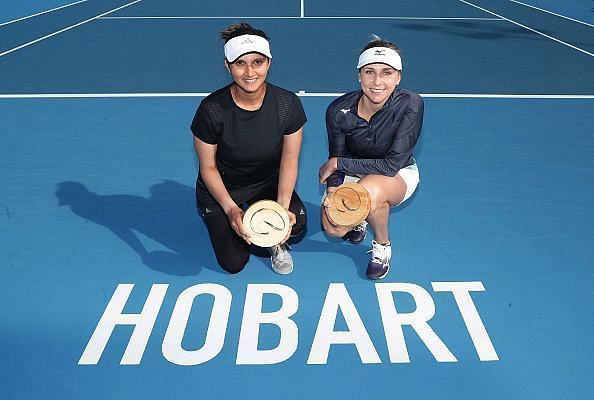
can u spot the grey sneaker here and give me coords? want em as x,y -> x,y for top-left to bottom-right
268,243 -> 293,275
366,240 -> 391,280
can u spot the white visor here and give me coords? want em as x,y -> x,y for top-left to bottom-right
357,47 -> 402,71
224,34 -> 272,63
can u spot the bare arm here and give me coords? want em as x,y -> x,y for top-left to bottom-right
319,157 -> 338,184
277,128 -> 302,241
193,136 -> 251,243
277,128 -> 302,208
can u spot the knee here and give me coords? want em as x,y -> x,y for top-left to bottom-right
369,196 -> 390,215
365,186 -> 389,215
216,252 -> 249,274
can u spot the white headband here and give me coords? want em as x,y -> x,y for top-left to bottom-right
224,34 -> 272,63
357,47 -> 402,71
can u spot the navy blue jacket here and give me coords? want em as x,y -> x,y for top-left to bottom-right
326,88 -> 424,187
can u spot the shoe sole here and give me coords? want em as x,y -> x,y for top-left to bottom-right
367,264 -> 390,280
272,264 -> 293,275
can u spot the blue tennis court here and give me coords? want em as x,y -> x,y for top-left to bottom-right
1,1 -> 593,399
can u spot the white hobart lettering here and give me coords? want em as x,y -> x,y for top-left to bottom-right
432,281 -> 499,361
236,284 -> 298,365
162,284 -> 232,365
78,284 -> 168,365
375,283 -> 457,363
308,283 -> 381,364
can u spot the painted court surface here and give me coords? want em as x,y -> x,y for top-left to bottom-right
1,1 -> 593,399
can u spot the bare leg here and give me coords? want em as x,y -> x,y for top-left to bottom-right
358,173 -> 408,243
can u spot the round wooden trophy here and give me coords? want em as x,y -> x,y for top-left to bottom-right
327,182 -> 371,229
243,200 -> 291,247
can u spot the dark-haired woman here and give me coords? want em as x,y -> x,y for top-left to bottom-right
191,23 -> 307,275
319,36 -> 423,280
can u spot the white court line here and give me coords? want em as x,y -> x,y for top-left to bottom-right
0,0 -> 142,58
0,93 -> 211,98
98,16 -> 503,20
0,93 -> 592,99
418,94 -> 594,99
0,0 -> 87,28
508,0 -> 594,28
458,0 -> 594,57
300,0 -> 304,18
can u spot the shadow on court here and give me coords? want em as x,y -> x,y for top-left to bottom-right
54,182 -> 409,279
55,179 -> 223,276
398,20 -> 533,40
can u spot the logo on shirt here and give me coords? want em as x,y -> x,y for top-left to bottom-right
340,109 -> 350,114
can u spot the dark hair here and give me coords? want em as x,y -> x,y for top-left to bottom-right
219,22 -> 270,43
361,34 -> 401,56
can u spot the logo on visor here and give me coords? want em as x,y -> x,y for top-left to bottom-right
374,49 -> 386,56
241,38 -> 255,44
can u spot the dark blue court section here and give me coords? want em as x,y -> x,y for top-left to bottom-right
459,0 -> 594,53
1,17 -> 593,94
0,0 -> 77,25
307,0 -> 489,17
111,0 -> 300,17
0,0 -> 133,54
1,97 -> 593,399
520,0 -> 594,24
